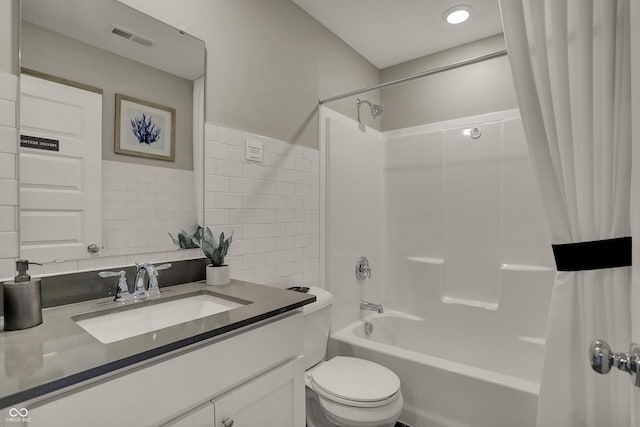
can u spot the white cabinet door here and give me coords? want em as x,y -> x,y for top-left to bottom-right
164,402 -> 215,427
213,357 -> 305,427
19,74 -> 102,262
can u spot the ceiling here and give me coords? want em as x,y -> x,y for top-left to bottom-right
292,0 -> 504,69
21,0 -> 205,80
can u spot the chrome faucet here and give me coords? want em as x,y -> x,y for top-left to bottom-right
360,301 -> 384,313
134,262 -> 172,298
99,263 -> 172,302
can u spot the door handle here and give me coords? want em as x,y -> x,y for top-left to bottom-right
589,340 -> 640,386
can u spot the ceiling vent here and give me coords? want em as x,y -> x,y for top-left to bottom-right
109,24 -> 154,47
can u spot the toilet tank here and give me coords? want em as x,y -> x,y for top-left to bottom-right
302,287 -> 334,370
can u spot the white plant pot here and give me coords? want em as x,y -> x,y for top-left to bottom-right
206,264 -> 231,286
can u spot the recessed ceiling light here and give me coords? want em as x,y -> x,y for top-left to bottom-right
444,5 -> 473,24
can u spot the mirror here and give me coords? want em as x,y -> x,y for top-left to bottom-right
19,0 -> 205,266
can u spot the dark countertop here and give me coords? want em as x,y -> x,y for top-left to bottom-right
0,280 -> 315,409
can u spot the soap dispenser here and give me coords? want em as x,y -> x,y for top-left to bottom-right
3,259 -> 43,331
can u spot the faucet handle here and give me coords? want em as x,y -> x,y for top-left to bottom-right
98,270 -> 125,278
355,257 -> 372,280
146,263 -> 171,297
99,270 -> 133,302
155,263 -> 172,271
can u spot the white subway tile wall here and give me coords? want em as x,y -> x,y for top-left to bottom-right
0,73 -> 18,280
102,160 -> 198,257
5,157 -> 202,278
204,124 -> 319,288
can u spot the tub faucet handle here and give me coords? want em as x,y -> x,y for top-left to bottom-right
356,257 -> 372,280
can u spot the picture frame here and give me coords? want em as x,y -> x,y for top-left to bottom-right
115,94 -> 176,161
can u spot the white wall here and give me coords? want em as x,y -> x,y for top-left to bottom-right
203,124 -> 320,288
380,34 -> 517,131
320,107 -> 385,331
1,0 -> 343,280
117,0 -> 382,148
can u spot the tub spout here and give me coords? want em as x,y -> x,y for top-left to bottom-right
360,301 -> 384,313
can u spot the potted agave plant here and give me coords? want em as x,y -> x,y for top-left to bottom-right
201,228 -> 233,286
169,226 -> 233,285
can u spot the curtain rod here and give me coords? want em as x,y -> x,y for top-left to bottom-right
318,49 -> 508,105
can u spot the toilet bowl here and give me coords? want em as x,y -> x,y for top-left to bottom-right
305,357 -> 403,427
299,286 -> 403,427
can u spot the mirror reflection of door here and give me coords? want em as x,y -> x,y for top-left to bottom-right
19,74 -> 102,262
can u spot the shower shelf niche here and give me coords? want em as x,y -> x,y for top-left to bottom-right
407,257 -> 445,265
500,263 -> 553,272
441,296 -> 499,311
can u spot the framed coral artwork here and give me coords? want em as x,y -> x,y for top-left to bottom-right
115,94 -> 176,161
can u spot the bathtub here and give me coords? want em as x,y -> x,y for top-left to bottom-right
328,311 -> 542,427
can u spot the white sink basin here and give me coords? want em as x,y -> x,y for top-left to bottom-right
75,294 -> 244,344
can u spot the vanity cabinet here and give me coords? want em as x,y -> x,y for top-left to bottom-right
11,312 -> 305,427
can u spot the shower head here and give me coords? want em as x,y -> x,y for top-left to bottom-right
356,98 -> 384,124
371,103 -> 383,118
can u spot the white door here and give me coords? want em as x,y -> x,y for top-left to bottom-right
19,75 -> 102,262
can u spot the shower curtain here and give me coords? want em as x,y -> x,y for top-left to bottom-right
499,1 -> 632,426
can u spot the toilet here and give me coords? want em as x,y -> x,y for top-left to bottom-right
302,287 -> 403,427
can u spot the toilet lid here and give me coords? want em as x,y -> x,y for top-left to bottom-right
310,357 -> 401,403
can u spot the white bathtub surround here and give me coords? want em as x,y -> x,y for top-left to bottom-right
502,2 -> 633,426
0,72 -> 19,280
321,106 -> 554,321
319,110 -> 385,330
382,109 -> 555,311
328,312 -> 538,427
321,106 -> 555,426
203,124 -> 320,289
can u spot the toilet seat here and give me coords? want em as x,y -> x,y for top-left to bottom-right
309,357 -> 401,408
